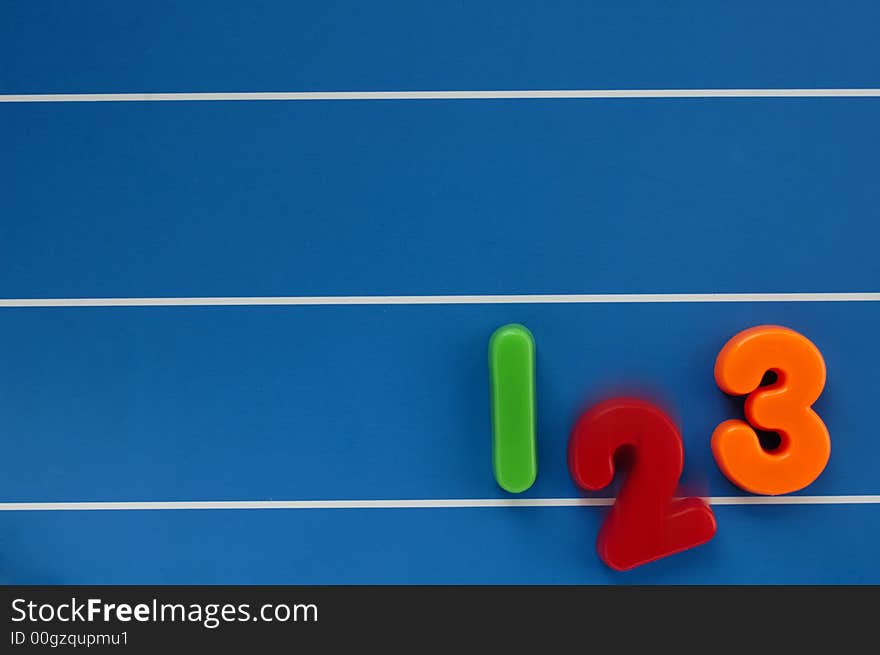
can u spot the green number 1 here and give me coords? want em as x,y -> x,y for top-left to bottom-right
488,324 -> 538,493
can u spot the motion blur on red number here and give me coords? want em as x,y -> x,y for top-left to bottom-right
568,398 -> 717,571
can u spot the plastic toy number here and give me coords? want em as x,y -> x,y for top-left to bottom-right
495,322 -> 831,571
712,325 -> 830,495
568,398 -> 717,571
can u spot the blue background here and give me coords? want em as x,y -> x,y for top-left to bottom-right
1,1 -> 878,583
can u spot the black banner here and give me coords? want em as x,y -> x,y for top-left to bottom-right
1,586 -> 874,651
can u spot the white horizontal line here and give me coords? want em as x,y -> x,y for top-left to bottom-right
0,496 -> 877,511
1,293 -> 879,308
2,89 -> 880,103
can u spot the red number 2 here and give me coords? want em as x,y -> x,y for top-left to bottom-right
568,398 -> 717,571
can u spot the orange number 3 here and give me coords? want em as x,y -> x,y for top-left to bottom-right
712,325 -> 830,495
